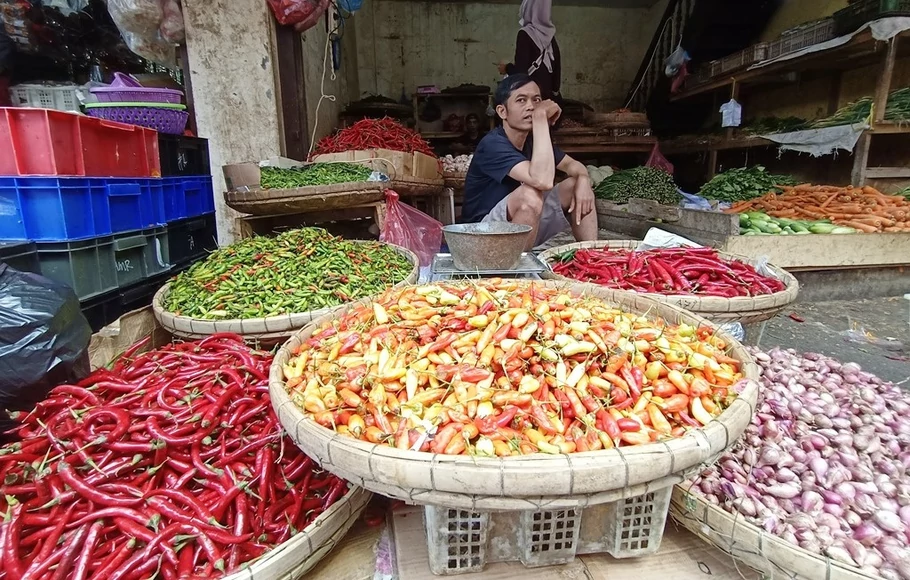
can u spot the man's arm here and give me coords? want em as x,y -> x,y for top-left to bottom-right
507,103 -> 560,191
557,155 -> 588,182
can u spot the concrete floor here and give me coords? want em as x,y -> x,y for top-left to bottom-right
745,296 -> 909,385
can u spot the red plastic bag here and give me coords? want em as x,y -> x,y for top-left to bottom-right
646,143 -> 674,175
380,190 -> 443,267
266,0 -> 329,31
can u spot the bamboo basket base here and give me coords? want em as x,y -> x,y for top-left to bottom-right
537,240 -> 799,325
423,485 -> 672,575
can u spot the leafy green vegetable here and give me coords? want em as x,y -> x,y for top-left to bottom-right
260,163 -> 372,189
699,166 -> 798,203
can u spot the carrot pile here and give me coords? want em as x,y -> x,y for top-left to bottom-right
725,185 -> 910,233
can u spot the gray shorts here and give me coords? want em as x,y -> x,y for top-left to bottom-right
481,186 -> 570,247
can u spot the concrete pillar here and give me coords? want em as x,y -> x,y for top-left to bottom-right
181,0 -> 284,244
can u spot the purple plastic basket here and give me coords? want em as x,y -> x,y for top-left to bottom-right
85,106 -> 189,135
91,73 -> 184,104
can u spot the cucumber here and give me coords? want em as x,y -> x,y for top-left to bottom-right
739,214 -> 752,227
831,227 -> 857,234
757,222 -> 782,234
809,223 -> 837,234
789,222 -> 809,233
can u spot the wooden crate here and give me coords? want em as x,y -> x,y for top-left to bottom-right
313,149 -> 442,180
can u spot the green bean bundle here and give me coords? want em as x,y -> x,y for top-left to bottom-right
260,162 -> 373,189
593,166 -> 680,205
163,228 -> 413,319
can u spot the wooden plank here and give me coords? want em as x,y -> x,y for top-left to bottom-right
596,202 -> 737,236
874,36 -> 899,124
850,132 -> 872,187
596,199 -> 680,222
723,232 -> 910,269
865,167 -> 910,179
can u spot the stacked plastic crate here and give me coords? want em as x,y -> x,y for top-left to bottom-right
0,107 -> 216,330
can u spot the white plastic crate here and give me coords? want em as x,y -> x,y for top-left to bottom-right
9,84 -> 83,112
423,486 -> 673,575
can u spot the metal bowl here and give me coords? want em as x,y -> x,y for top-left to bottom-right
442,223 -> 532,271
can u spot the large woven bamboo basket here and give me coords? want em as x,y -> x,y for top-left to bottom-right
669,486 -> 877,580
443,171 -> 466,190
388,175 -> 445,197
224,182 -> 385,216
224,485 -> 371,580
153,242 -> 419,341
538,240 -> 799,325
269,280 -> 760,511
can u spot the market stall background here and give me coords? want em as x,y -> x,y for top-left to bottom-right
1,0 -> 910,578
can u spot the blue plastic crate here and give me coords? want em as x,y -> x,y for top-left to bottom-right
0,177 -> 111,240
160,175 -> 215,222
0,177 -> 165,241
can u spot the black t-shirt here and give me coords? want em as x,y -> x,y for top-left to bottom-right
461,126 -> 565,223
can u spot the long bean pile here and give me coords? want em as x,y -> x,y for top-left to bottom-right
689,348 -> 910,579
549,247 -> 786,297
699,166 -> 798,203
260,163 -> 372,190
594,166 -> 680,205
282,281 -> 748,455
163,228 -> 414,320
0,334 -> 346,579
313,117 -> 435,157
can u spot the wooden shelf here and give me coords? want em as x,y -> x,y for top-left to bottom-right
673,28 -> 910,102
414,92 -> 490,99
661,123 -> 910,156
420,132 -> 464,139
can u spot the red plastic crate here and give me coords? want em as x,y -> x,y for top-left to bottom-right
0,108 -> 161,177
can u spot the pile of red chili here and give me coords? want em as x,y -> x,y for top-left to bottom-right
312,117 -> 436,157
0,333 -> 347,579
549,247 -> 787,297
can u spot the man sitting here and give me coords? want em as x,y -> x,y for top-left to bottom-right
460,74 -> 597,250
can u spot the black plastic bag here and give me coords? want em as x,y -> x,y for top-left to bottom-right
0,264 -> 92,421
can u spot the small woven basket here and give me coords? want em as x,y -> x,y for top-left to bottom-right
153,242 -> 420,341
84,102 -> 188,135
269,280 -> 760,511
538,240 -> 799,325
90,72 -> 184,104
670,486 -> 879,580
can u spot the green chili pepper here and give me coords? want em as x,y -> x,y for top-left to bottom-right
259,163 -> 373,190
163,227 -> 412,319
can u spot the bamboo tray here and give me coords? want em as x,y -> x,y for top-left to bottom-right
269,280 -> 760,511
538,240 -> 799,324
669,486 -> 877,580
152,242 -> 419,341
389,175 -> 445,197
224,182 -> 385,216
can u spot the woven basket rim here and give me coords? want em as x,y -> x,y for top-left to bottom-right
222,484 -> 371,579
537,240 -> 799,314
269,280 -> 759,506
153,241 -> 419,337
670,485 -> 879,580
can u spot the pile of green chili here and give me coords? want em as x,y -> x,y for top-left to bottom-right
163,228 -> 413,319
260,162 -> 373,189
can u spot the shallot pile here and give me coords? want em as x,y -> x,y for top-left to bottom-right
442,154 -> 472,174
691,347 -> 910,579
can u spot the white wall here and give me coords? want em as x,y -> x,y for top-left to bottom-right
301,10 -> 361,144
354,1 -> 665,112
183,0 -> 283,243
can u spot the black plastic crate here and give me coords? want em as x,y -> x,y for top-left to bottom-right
0,241 -> 40,274
80,290 -> 124,332
36,236 -> 117,301
833,0 -> 910,34
167,212 -> 217,266
158,135 -> 211,177
113,226 -> 171,288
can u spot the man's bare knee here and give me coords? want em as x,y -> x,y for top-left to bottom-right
510,185 -> 544,218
